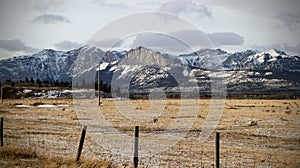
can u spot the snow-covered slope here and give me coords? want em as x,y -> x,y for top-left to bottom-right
179,48 -> 229,70
237,49 -> 300,71
0,49 -> 69,82
180,48 -> 300,72
0,46 -> 105,82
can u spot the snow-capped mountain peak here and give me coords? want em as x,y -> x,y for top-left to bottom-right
267,49 -> 286,56
0,46 -> 299,96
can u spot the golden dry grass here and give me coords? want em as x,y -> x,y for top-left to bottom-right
0,145 -> 113,168
0,98 -> 299,167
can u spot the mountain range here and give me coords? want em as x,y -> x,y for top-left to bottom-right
0,46 -> 299,97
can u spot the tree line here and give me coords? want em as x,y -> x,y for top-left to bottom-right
2,78 -> 112,93
2,78 -> 71,88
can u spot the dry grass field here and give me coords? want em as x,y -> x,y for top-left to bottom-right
0,98 -> 299,167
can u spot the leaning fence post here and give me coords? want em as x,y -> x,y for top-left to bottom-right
133,126 -> 139,168
0,117 -> 3,146
215,132 -> 220,168
76,125 -> 87,161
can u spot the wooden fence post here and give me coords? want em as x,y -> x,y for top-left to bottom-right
76,125 -> 87,161
0,117 -> 3,146
133,126 -> 139,168
215,132 -> 220,168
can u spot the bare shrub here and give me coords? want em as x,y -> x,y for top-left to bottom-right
285,110 -> 292,114
248,120 -> 258,126
31,101 -> 45,106
0,145 -> 38,159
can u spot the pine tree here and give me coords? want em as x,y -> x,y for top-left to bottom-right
30,78 -> 34,84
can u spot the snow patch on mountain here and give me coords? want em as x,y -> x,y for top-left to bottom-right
96,62 -> 109,71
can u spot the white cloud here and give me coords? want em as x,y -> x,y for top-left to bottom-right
0,39 -> 37,52
91,0 -> 128,8
25,0 -> 65,11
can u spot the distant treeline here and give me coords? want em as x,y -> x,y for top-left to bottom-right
1,78 -> 112,93
129,91 -> 300,99
1,78 -> 299,99
1,78 -> 71,88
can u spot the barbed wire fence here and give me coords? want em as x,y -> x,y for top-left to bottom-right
1,110 -> 299,167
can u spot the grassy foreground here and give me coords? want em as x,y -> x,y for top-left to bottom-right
0,98 -> 299,167
0,145 -> 113,168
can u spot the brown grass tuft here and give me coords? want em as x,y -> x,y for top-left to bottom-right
0,145 -> 113,168
0,145 -> 38,159
31,101 -> 45,106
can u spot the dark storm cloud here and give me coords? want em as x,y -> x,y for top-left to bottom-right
0,39 -> 38,52
158,0 -> 212,18
54,41 -> 83,51
170,30 -> 211,47
207,32 -> 244,46
130,33 -> 194,53
129,30 -> 244,53
277,12 -> 300,31
31,13 -> 71,24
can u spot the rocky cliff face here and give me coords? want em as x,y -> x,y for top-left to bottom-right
120,46 -> 180,66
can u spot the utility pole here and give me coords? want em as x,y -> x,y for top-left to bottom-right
1,83 -> 3,104
98,63 -> 101,106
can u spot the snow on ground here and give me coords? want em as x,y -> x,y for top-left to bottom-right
15,104 -> 69,108
23,89 -> 32,94
15,104 -> 31,108
57,104 -> 69,107
61,89 -> 87,94
37,104 -> 57,108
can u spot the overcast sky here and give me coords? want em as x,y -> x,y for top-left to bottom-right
0,0 -> 299,59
